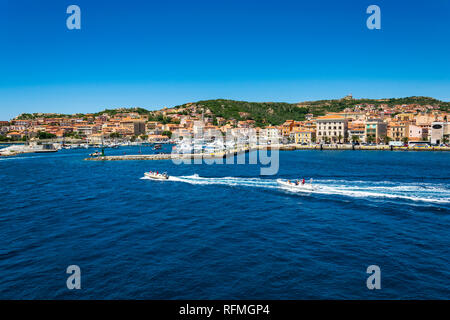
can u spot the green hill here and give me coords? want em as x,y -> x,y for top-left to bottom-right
13,96 -> 449,125
174,96 -> 449,127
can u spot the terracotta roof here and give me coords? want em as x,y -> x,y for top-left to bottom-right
316,115 -> 345,120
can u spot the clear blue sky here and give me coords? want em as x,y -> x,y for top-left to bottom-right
0,0 -> 449,120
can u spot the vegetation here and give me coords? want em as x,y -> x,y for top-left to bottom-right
109,132 -> 121,138
63,131 -> 82,139
174,99 -> 310,127
297,96 -> 450,115
37,131 -> 56,139
161,130 -> 172,138
382,135 -> 391,144
93,107 -> 151,117
11,97 -> 449,126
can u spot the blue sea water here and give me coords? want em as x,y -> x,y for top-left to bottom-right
0,146 -> 449,299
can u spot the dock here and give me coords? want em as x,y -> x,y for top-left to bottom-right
84,144 -> 450,161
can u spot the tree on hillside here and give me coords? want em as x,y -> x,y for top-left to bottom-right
37,131 -> 56,140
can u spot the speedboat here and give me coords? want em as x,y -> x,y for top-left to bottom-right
277,179 -> 319,191
144,171 -> 169,180
89,151 -> 102,157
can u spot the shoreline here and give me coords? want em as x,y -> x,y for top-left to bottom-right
84,144 -> 450,161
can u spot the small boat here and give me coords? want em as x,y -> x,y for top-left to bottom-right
153,144 -> 162,150
144,171 -> 169,180
277,179 -> 319,191
89,151 -> 102,157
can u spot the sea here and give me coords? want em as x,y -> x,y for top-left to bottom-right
0,145 -> 449,299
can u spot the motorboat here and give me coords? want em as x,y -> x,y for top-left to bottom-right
144,171 -> 169,180
89,151 -> 102,157
277,179 -> 319,191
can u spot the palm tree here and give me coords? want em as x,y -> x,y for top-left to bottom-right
351,135 -> 360,144
367,135 -> 375,144
337,133 -> 343,144
382,135 -> 391,145
402,137 -> 409,144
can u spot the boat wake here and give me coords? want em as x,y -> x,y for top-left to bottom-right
141,174 -> 450,205
165,174 -> 278,189
283,180 -> 450,204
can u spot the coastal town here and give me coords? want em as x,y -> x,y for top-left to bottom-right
1,96 -> 449,157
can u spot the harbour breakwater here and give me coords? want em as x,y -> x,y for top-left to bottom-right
84,144 -> 450,161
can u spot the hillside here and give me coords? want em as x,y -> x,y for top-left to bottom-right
173,96 -> 449,127
14,96 -> 449,125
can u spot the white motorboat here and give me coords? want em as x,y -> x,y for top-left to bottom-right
144,171 -> 169,180
277,179 -> 319,191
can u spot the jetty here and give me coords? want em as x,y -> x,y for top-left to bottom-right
84,144 -> 450,161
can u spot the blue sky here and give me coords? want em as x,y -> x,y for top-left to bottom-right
0,0 -> 449,119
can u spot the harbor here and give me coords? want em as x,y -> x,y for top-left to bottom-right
84,143 -> 450,161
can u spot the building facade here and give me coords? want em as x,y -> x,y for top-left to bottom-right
316,115 -> 348,143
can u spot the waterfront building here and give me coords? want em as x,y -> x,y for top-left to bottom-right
387,122 -> 409,141
259,126 -> 281,144
293,128 -> 315,144
365,119 -> 387,143
408,124 -> 428,142
315,115 -> 348,143
348,121 -> 366,143
430,122 -> 449,145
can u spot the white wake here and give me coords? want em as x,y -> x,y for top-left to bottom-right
141,174 -> 450,204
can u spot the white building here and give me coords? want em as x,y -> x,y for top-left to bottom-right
316,115 -> 348,143
430,122 -> 449,145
